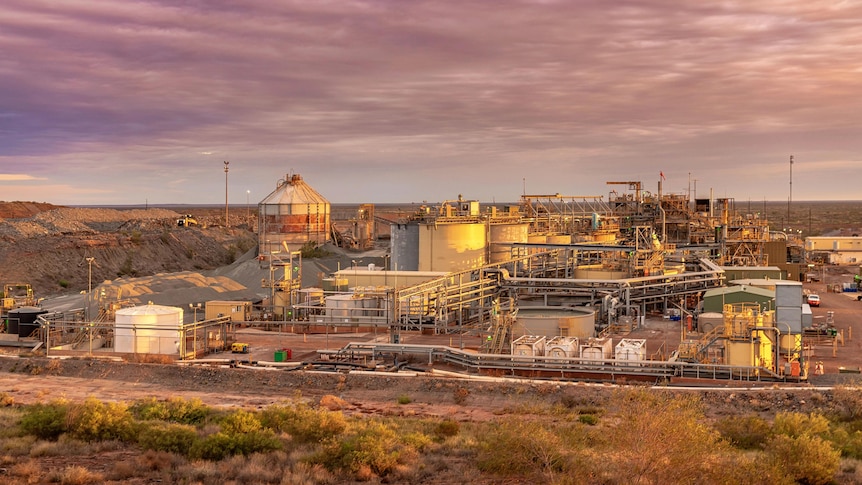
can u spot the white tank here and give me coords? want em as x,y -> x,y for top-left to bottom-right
580,337 -> 613,361
114,304 -> 183,355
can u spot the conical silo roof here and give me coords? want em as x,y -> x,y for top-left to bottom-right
261,174 -> 329,205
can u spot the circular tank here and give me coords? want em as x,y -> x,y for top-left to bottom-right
8,307 -> 47,338
325,295 -> 376,318
488,222 -> 529,263
259,174 -> 331,250
391,222 -> 420,271
527,234 -> 547,255
514,307 -> 596,338
546,234 -> 572,245
698,312 -> 724,334
114,304 -> 183,355
420,222 -> 486,272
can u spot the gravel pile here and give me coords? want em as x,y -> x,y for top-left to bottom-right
0,208 -> 180,238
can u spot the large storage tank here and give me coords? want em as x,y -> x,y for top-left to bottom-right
259,173 -> 331,256
7,307 -> 47,338
514,307 -> 595,339
488,222 -> 529,263
391,223 -> 421,271
418,222 -> 486,272
115,304 -> 183,355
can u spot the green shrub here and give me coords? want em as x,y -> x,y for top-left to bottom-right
189,429 -> 281,461
476,421 -> 567,477
130,397 -> 210,425
773,411 -> 831,439
20,400 -> 69,440
137,422 -> 198,455
715,414 -> 772,449
220,409 -> 262,434
312,421 -> 407,477
578,414 -> 598,426
58,280 -> 70,288
765,434 -> 841,485
833,385 -> 862,422
435,419 -> 460,438
397,395 -> 412,405
260,402 -> 346,443
65,397 -> 134,442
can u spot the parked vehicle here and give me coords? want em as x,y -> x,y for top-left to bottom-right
806,294 -> 821,307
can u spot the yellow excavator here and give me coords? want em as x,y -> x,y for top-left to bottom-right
176,214 -> 198,227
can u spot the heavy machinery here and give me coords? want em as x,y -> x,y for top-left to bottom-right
177,214 -> 198,227
231,342 -> 250,354
2,283 -> 36,312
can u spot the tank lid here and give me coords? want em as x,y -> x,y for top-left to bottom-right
116,304 -> 183,316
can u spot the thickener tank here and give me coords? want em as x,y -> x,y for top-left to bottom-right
418,221 -> 486,272
391,222 -> 420,271
114,304 -> 183,355
488,222 -> 529,263
514,307 -> 596,339
259,173 -> 331,256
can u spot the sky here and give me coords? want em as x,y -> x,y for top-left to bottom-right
1,1 -> 861,205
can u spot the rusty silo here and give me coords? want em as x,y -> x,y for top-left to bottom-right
259,173 -> 331,256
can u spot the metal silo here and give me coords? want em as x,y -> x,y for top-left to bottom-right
259,173 -> 331,256
488,222 -> 529,263
418,221 -> 486,272
391,222 -> 421,271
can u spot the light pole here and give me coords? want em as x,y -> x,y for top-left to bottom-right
85,257 -> 95,321
224,160 -> 230,228
246,190 -> 251,223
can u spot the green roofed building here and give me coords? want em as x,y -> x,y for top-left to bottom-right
701,285 -> 775,314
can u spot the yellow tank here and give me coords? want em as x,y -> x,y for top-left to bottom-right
488,222 -> 529,263
418,222 -> 486,272
725,340 -> 754,367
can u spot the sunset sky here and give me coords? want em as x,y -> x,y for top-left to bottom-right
1,1 -> 861,205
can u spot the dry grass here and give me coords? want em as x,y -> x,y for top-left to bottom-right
50,465 -> 104,485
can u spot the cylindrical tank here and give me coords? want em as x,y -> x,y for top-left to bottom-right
321,278 -> 349,292
698,312 -> 724,334
298,288 -> 324,306
545,234 -> 572,245
418,222 -> 486,272
514,307 -> 595,338
615,338 -> 646,363
258,173 -> 331,255
114,304 -> 183,355
391,222 -> 420,271
8,307 -> 47,338
527,234 -> 547,255
488,222 -> 529,263
511,335 -> 546,357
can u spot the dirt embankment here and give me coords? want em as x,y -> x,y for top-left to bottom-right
0,356 -> 849,421
0,204 -> 257,298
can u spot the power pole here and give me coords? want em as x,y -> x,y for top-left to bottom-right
224,161 -> 230,228
788,155 -> 793,223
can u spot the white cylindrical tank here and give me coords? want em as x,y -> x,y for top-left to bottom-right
698,312 -> 724,334
488,222 -> 529,263
114,304 -> 183,355
418,222 -> 486,272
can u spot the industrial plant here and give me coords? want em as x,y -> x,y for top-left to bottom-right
3,172 -> 852,385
